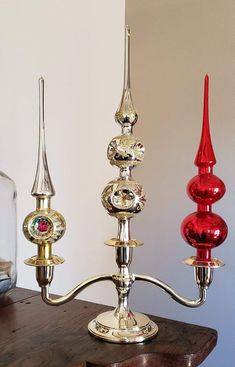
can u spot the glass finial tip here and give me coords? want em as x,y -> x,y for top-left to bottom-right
115,26 -> 138,127
31,77 -> 55,197
194,74 -> 216,169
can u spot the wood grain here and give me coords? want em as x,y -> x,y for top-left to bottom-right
0,288 -> 217,367
0,287 -> 38,308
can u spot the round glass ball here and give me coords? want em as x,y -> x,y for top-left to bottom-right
181,211 -> 228,249
187,173 -> 225,205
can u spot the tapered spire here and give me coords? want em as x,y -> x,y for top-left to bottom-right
115,26 -> 138,127
194,75 -> 216,170
31,77 -> 55,197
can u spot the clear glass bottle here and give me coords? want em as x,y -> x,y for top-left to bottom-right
0,171 -> 17,295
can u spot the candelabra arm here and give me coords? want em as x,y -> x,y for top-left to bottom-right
41,273 -> 113,306
135,273 -> 207,308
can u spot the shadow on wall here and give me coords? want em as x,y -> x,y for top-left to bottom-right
126,0 -> 235,366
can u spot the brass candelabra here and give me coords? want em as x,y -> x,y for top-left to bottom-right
23,27 -> 227,343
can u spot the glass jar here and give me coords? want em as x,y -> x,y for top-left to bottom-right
0,171 -> 17,295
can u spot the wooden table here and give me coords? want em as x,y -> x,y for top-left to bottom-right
0,287 -> 217,367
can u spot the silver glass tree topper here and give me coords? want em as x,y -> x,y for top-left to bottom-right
23,27 -> 226,344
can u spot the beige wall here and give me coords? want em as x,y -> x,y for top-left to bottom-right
126,0 -> 235,366
0,0 -> 125,306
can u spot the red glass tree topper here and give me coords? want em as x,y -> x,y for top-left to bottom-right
181,75 -> 227,267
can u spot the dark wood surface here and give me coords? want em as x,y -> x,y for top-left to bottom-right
0,287 -> 217,367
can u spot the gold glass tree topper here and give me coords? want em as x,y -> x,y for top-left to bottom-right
23,27 -> 226,344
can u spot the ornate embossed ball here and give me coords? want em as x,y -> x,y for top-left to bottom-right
23,209 -> 66,244
101,179 -> 146,219
107,134 -> 144,168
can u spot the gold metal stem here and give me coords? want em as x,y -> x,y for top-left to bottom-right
36,197 -> 51,210
116,247 -> 133,271
36,266 -> 54,287
194,266 -> 214,288
41,274 -> 113,306
38,243 -> 52,260
117,219 -> 130,243
113,285 -> 134,329
135,274 -> 207,308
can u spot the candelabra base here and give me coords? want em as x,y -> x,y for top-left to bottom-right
88,310 -> 158,343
